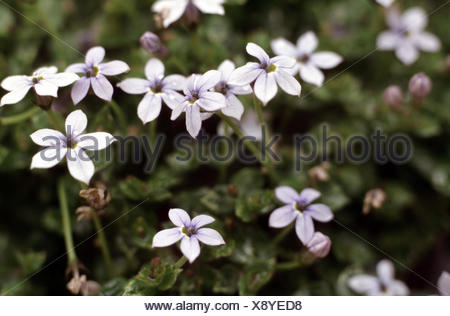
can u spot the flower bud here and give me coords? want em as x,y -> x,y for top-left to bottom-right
383,85 -> 403,108
409,72 -> 431,100
308,162 -> 330,185
362,188 -> 386,214
306,232 -> 331,258
140,32 -> 168,56
79,182 -> 110,210
76,206 -> 92,221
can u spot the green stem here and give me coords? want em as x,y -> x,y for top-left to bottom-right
57,178 -> 77,264
273,225 -> 293,245
253,96 -> 272,162
175,256 -> 188,269
217,113 -> 275,178
47,110 -> 64,131
91,210 -> 113,277
149,120 -> 157,146
109,100 -> 127,133
0,107 -> 40,125
275,261 -> 301,271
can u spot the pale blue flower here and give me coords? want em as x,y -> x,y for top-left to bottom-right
269,186 -> 333,245
152,208 -> 225,263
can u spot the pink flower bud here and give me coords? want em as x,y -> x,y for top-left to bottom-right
409,72 -> 432,100
383,85 -> 403,108
306,232 -> 331,258
140,32 -> 167,56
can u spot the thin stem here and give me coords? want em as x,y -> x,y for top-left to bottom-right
148,120 -> 157,146
47,110 -> 64,131
91,209 -> 114,277
0,107 -> 40,125
275,261 -> 301,271
108,100 -> 127,133
57,178 -> 77,264
273,225 -> 293,245
253,96 -> 272,162
175,256 -> 188,269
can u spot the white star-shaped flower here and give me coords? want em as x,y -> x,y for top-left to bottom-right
271,31 -> 343,87
30,109 -> 116,185
377,7 -> 441,65
1,66 -> 79,106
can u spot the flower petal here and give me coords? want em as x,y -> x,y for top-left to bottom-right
401,7 -> 427,32
229,84 -> 252,95
299,63 -> 324,87
34,81 -> 58,97
30,129 -> 65,147
196,228 -> 225,245
117,78 -> 150,95
376,31 -> 399,50
438,271 -> 450,296
270,38 -> 297,57
268,205 -> 297,228
31,147 -> 66,169
162,90 -> 184,110
65,63 -> 87,74
395,41 -> 419,65
180,236 -> 201,263
271,56 -> 296,69
66,147 -> 95,185
77,132 -> 116,151
100,61 -> 130,76
297,31 -> 318,55
186,104 -> 202,137
295,213 -> 314,245
412,32 -> 441,52
218,59 -> 235,81
192,0 -> 224,15
71,77 -> 91,105
254,72 -> 277,105
169,208 -> 191,227
377,259 -> 395,284
221,94 -> 244,120
275,186 -> 300,203
33,66 -> 57,76
197,91 -> 226,111
246,42 -> 270,64
191,215 -> 215,228
348,275 -> 380,295
152,0 -> 188,28
152,227 -> 183,247
387,280 -> 409,296
298,188 -> 321,204
85,46 -> 105,66
274,69 -> 301,96
91,75 -> 113,101
1,75 -> 30,91
197,70 -> 221,92
137,93 -> 162,124
310,52 -> 343,69
0,86 -> 32,106
171,101 -> 188,120
45,72 -> 80,87
228,62 -> 263,86
65,109 -> 87,138
305,204 -> 333,222
145,58 -> 165,80
162,74 -> 186,91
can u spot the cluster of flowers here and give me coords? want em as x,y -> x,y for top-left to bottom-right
0,0 -> 445,296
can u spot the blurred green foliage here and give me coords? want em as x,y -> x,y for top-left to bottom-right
0,0 -> 449,295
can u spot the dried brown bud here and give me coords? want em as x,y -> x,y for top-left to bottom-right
306,232 -> 331,258
409,72 -> 432,100
79,182 -> 110,210
76,206 -> 92,221
362,188 -> 386,215
383,85 -> 404,109
67,274 -> 87,295
33,92 -> 53,110
228,184 -> 238,197
81,280 -> 101,296
140,32 -> 168,56
308,162 -> 330,185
